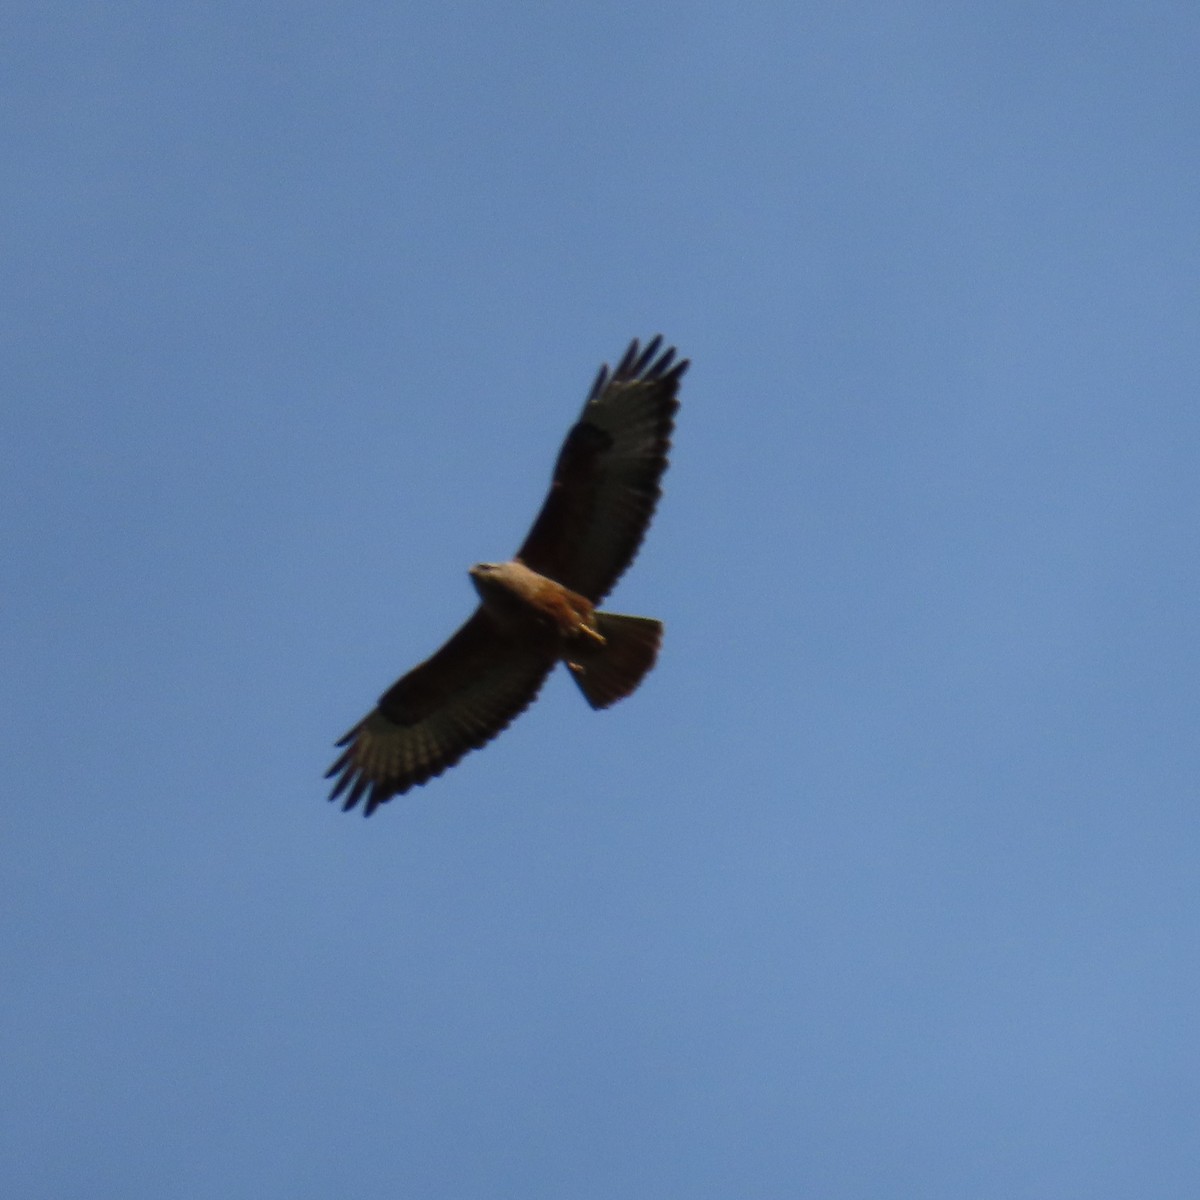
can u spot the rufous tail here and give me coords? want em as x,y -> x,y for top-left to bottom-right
567,613 -> 663,710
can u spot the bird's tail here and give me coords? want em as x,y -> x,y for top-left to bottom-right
567,612 -> 663,710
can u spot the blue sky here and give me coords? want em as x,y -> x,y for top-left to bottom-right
4,3 -> 1200,1196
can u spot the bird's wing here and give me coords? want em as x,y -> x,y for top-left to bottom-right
326,608 -> 556,814
515,336 -> 687,604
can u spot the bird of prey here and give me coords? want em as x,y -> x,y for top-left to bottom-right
326,336 -> 687,814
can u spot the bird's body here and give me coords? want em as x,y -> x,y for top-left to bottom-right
326,336 -> 687,814
467,560 -> 598,646
468,559 -> 665,708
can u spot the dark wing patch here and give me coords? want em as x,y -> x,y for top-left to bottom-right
516,336 -> 687,603
326,608 -> 555,814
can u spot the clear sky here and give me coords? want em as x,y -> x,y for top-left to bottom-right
4,3 -> 1199,1196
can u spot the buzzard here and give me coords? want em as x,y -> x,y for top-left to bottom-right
326,336 -> 687,814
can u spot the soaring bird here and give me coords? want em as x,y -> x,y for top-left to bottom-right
326,336 -> 687,814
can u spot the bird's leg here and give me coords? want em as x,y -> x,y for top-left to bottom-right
566,620 -> 606,674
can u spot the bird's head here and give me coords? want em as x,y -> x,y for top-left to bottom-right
469,561 -> 535,612
468,561 -> 504,600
